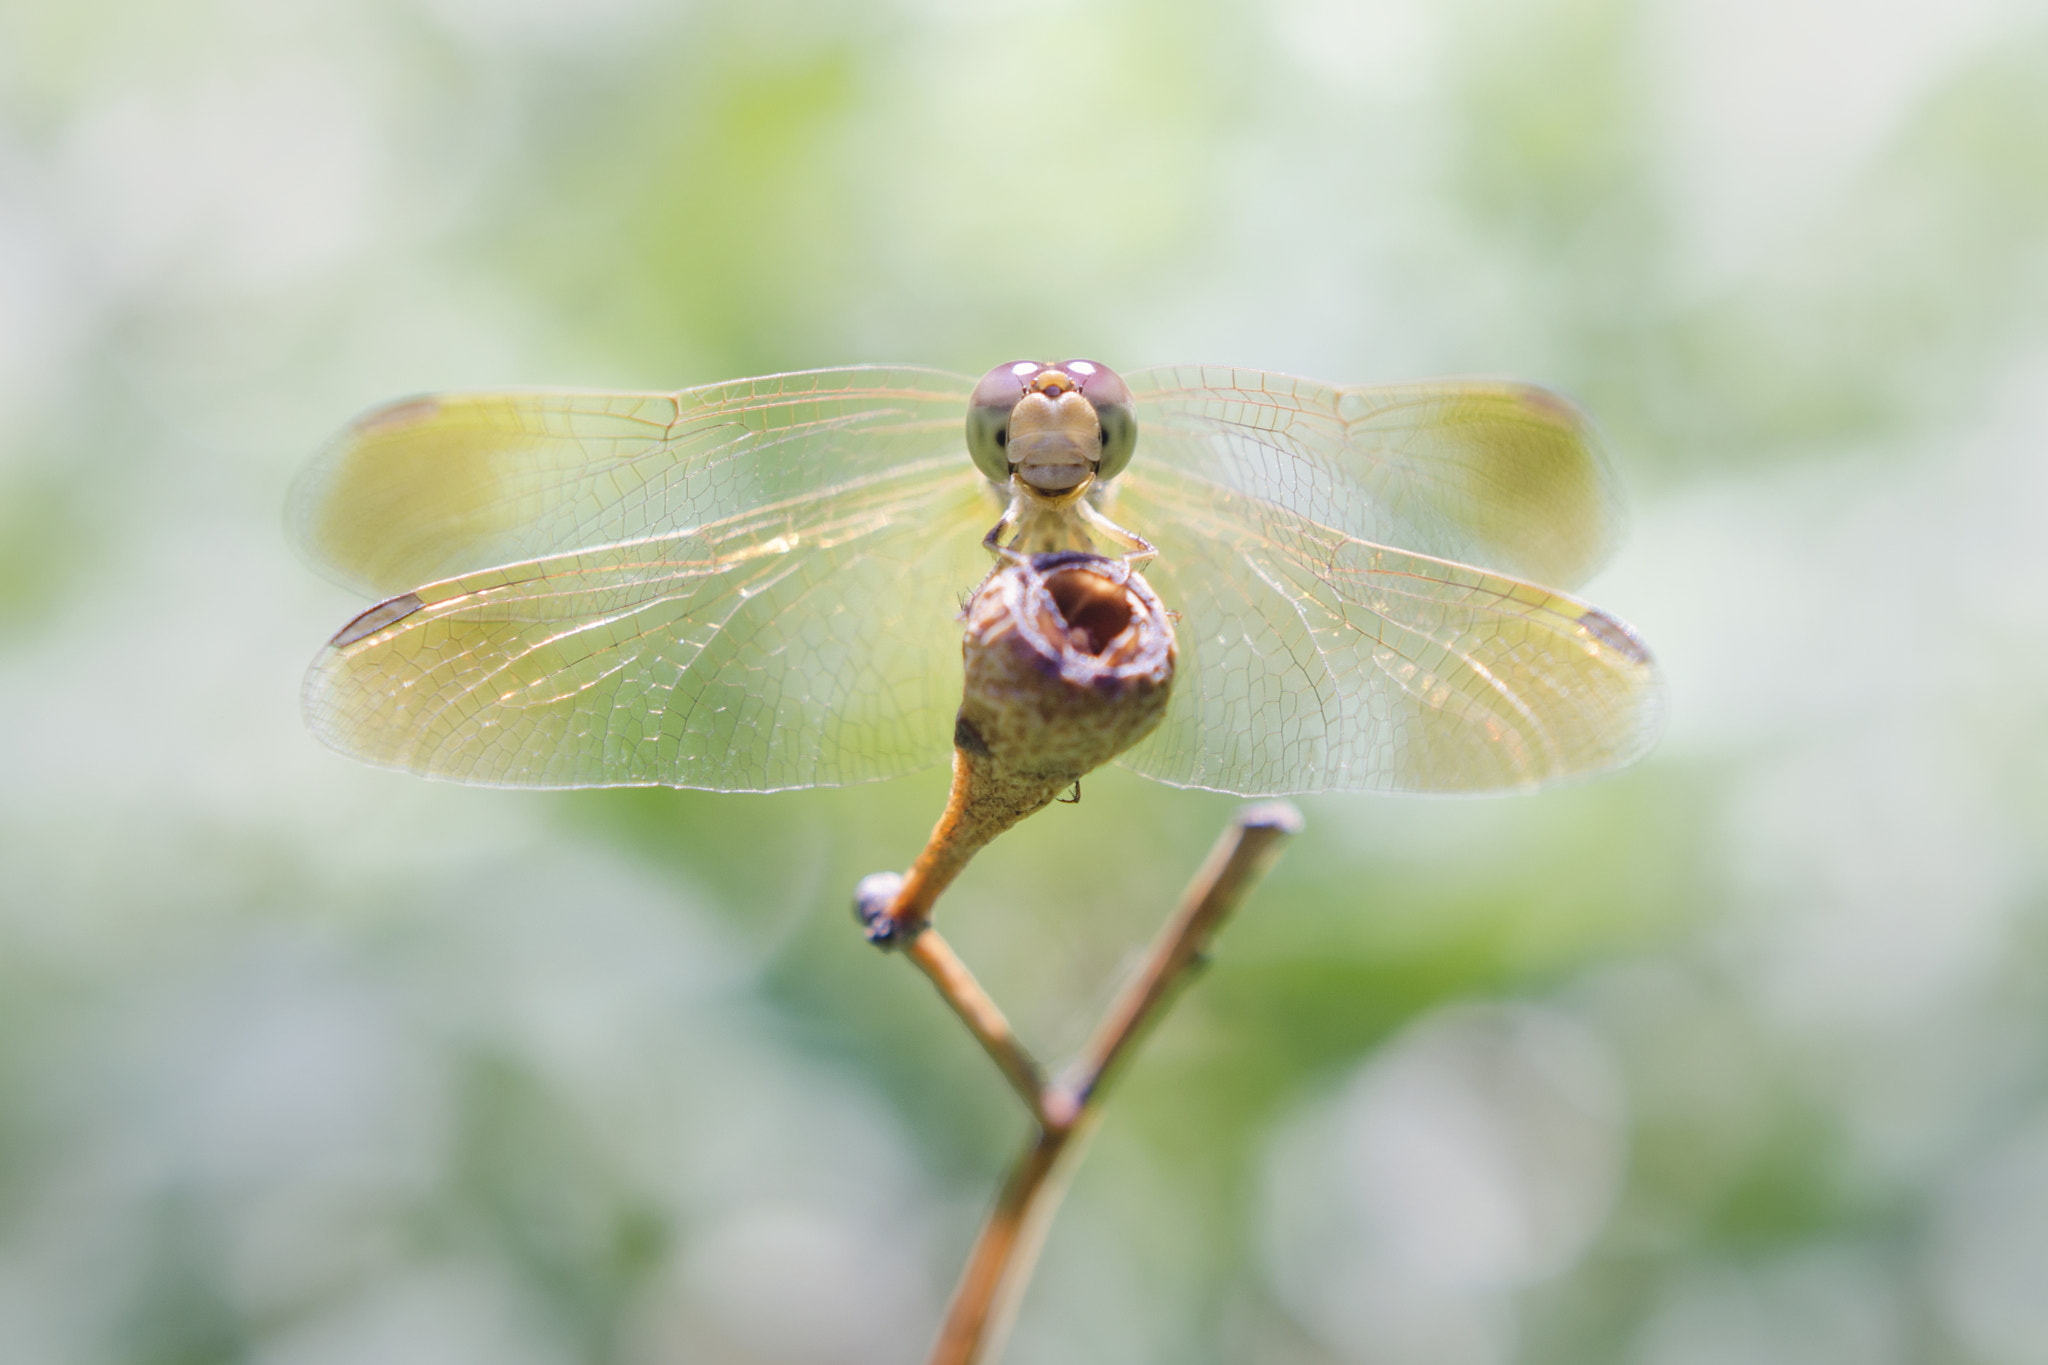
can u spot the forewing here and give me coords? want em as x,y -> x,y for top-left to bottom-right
304,461 -> 996,790
290,367 -> 977,597
1126,366 -> 1624,590
1110,466 -> 1663,795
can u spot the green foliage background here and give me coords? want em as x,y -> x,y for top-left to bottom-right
3,1 -> 2046,1362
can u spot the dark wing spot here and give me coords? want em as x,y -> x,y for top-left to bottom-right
355,397 -> 441,435
1577,607 -> 1650,666
331,593 -> 425,647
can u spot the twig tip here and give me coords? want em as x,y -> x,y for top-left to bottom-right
853,871 -> 914,948
1238,800 -> 1305,835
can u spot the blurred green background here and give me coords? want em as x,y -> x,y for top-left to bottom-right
4,0 -> 2047,1362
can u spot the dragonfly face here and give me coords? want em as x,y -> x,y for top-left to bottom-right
966,360 -> 1137,490
290,361 -> 1663,796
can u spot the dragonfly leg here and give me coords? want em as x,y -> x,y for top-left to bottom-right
981,513 -> 1030,566
1077,500 -> 1157,582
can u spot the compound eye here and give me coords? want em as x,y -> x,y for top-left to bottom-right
1062,359 -> 1137,480
967,361 -> 1041,482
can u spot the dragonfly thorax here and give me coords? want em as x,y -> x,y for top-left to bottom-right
996,481 -> 1107,557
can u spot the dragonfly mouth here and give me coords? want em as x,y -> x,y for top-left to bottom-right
1013,454 -> 1093,492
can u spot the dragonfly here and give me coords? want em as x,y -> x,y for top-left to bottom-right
289,360 -> 1663,797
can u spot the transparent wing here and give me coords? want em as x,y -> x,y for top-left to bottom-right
1125,366 -> 1623,590
304,459 -> 996,790
289,367 -> 977,597
1109,465 -> 1664,795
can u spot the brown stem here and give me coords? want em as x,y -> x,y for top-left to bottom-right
919,802 -> 1304,1365
903,929 -> 1048,1122
924,1125 -> 1077,1365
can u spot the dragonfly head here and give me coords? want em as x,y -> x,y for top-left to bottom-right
968,359 -> 1136,491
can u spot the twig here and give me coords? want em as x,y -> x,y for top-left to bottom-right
854,871 -> 1050,1121
904,928 -> 1049,1122
916,801 -> 1304,1365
